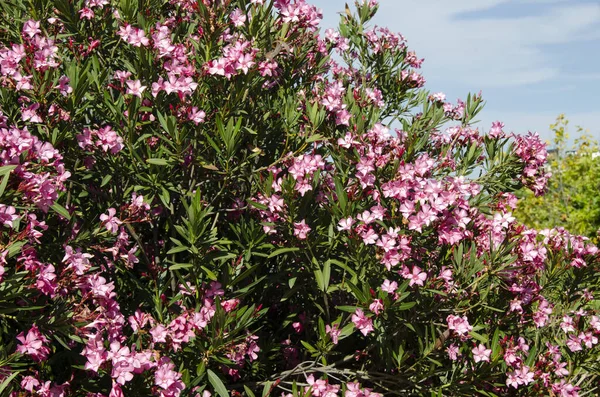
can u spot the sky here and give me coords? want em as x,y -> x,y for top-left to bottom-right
313,0 -> 600,147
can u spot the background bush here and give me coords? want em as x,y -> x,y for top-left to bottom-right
0,1 -> 599,396
516,114 -> 600,242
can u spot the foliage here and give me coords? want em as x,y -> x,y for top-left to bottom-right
516,114 -> 600,242
0,1 -> 599,397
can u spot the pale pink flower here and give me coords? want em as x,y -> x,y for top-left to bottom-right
337,217 -> 354,231
16,324 -> 50,361
22,20 -> 41,38
380,279 -> 398,294
0,205 -> 19,228
407,265 -> 427,287
446,314 -> 473,335
126,79 -> 146,98
447,344 -> 460,361
188,107 -> 206,124
472,344 -> 491,363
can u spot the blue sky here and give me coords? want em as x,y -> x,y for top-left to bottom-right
313,0 -> 600,147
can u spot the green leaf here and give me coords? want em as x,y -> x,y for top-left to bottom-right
469,331 -> 488,344
147,158 -> 169,165
268,247 -> 299,258
51,203 -> 71,220
0,164 -> 17,177
322,260 -> 331,292
169,263 -> 193,270
244,386 -> 256,397
262,381 -> 273,397
207,369 -> 229,397
0,370 -> 20,395
314,268 -> 324,291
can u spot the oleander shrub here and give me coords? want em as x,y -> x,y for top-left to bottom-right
0,0 -> 599,396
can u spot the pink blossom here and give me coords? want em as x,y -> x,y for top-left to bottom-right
293,220 -> 311,239
230,8 -> 247,27
446,314 -> 472,336
126,79 -> 146,98
337,217 -> 354,231
55,76 -> 73,96
0,204 -> 19,228
472,343 -> 491,363
16,324 -> 50,361
447,344 -> 460,361
351,309 -> 374,336
188,107 -> 206,124
100,208 -> 122,234
552,380 -> 580,397
369,299 -> 384,315
21,376 -> 40,392
406,265 -> 427,287
326,324 -> 340,344
380,279 -> 398,294
22,20 -> 41,38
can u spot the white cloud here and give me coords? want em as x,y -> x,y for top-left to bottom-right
319,0 -> 600,87
316,0 -> 600,143
371,0 -> 600,87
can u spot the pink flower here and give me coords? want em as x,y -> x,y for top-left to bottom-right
326,324 -> 340,344
447,344 -> 460,361
55,76 -> 73,96
337,217 -> 354,231
0,204 -> 19,228
472,344 -> 491,363
126,79 -> 146,98
446,314 -> 472,335
406,265 -> 427,287
552,380 -> 580,397
230,8 -> 247,27
369,299 -> 384,315
188,107 -> 206,124
221,298 -> 240,312
16,324 -> 50,361
100,208 -> 122,234
381,279 -> 398,294
95,125 -> 124,154
506,366 -> 534,388
150,324 -> 168,343
21,376 -> 40,392
351,309 -> 374,336
293,220 -> 311,239
22,20 -> 41,38
22,103 -> 42,123
155,357 -> 185,394
360,228 -> 378,245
